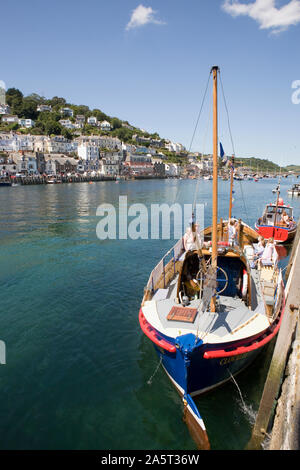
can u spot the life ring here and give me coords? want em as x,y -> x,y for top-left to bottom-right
242,269 -> 248,298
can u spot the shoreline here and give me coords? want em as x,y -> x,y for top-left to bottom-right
0,174 -> 169,186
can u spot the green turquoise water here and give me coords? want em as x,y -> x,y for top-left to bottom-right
0,178 -> 299,450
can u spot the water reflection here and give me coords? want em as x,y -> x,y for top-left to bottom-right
0,178 -> 299,450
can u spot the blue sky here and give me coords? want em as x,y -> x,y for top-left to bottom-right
1,0 -> 300,165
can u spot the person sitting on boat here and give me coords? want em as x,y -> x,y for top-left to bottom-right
280,210 -> 290,227
254,236 -> 264,251
260,237 -> 276,266
184,275 -> 201,298
182,256 -> 201,298
227,219 -> 237,245
183,224 -> 202,251
251,238 -> 266,268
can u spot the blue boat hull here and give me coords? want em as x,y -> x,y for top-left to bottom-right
139,280 -> 284,398
154,338 -> 262,396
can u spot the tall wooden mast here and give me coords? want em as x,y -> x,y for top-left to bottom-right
229,155 -> 234,220
211,65 -> 219,312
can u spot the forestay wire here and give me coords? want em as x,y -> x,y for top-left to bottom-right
173,70 -> 212,211
219,70 -> 250,226
190,70 -> 212,213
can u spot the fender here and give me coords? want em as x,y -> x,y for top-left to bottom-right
242,268 -> 248,298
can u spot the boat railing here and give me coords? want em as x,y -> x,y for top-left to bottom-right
145,238 -> 185,295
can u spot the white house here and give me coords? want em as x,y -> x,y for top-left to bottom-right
98,136 -> 121,150
0,133 -> 35,152
77,143 -> 99,160
37,104 -> 52,112
32,135 -> 49,153
1,115 -> 19,124
87,116 -> 98,126
18,118 -> 35,128
75,115 -> 85,128
0,155 -> 17,175
199,155 -> 213,173
99,157 -> 120,176
45,136 -> 78,154
99,120 -> 111,131
15,154 -> 38,175
59,119 -> 75,129
165,141 -> 186,153
44,156 -> 57,175
60,107 -> 73,117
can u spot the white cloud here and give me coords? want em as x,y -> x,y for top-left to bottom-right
126,4 -> 166,31
222,0 -> 300,33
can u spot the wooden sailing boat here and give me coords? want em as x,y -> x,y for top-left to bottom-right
139,66 -> 285,449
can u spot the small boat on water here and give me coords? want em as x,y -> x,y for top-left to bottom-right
287,183 -> 300,196
255,195 -> 297,243
139,67 -> 285,449
46,177 -> 61,184
0,179 -> 12,187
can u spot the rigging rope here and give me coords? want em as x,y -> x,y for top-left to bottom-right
188,70 -> 212,155
189,70 -> 212,214
173,70 -> 212,216
219,70 -> 250,226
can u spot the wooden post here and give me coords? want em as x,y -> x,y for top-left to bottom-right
238,218 -> 243,247
220,217 -> 223,241
229,155 -> 234,220
210,66 -> 219,313
273,185 -> 280,237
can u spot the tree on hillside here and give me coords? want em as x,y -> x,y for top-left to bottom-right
61,128 -> 73,140
5,88 -> 23,115
49,96 -> 66,110
45,120 -> 62,136
73,105 -> 89,116
91,109 -> 109,122
20,97 -> 39,120
111,117 -> 122,129
111,127 -> 133,141
26,93 -> 44,104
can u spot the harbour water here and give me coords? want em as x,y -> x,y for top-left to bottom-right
0,177 -> 299,450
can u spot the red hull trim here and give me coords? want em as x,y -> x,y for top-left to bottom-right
203,292 -> 285,359
139,309 -> 176,353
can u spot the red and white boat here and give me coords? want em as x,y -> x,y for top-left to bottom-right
255,197 -> 297,243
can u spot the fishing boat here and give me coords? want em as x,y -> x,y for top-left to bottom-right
46,177 -> 57,184
139,67 -> 285,449
255,188 -> 297,243
272,185 -> 280,194
287,183 -> 300,196
46,176 -> 62,184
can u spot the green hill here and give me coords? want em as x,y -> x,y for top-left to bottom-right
234,157 -> 287,173
1,87 -> 161,143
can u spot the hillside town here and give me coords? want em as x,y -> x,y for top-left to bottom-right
0,98 -> 288,183
0,99 -> 216,180
0,131 -> 209,180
